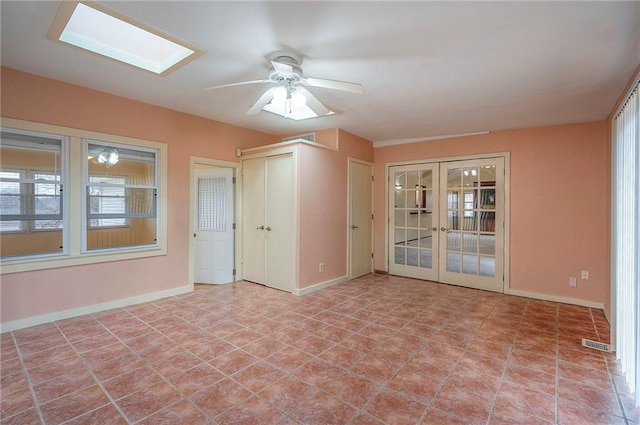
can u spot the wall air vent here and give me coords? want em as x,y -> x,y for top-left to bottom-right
282,133 -> 316,143
581,338 -> 612,352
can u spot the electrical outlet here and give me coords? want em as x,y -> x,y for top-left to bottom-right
581,270 -> 589,280
569,277 -> 577,287
319,263 -> 324,272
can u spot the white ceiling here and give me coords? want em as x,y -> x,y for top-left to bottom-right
1,1 -> 639,144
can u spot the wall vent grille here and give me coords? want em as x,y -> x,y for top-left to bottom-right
282,133 -> 315,143
582,338 -> 612,352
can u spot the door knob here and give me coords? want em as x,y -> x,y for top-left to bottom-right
256,225 -> 264,230
440,227 -> 449,232
431,227 -> 437,231
351,225 -> 359,229
193,233 -> 196,237
266,226 -> 272,231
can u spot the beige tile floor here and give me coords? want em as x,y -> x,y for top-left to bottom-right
1,273 -> 638,424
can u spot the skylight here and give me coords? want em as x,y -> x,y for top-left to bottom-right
48,2 -> 203,76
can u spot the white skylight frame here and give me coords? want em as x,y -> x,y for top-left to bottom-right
48,1 -> 204,76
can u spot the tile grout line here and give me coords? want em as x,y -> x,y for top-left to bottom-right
9,330 -> 46,425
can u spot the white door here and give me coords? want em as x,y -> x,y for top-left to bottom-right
264,154 -> 294,291
388,157 -> 505,293
389,164 -> 439,281
241,153 -> 295,292
349,159 -> 373,279
194,167 -> 234,284
439,158 -> 504,292
242,157 -> 267,284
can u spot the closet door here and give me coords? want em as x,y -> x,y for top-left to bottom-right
242,157 -> 266,284
265,153 -> 294,291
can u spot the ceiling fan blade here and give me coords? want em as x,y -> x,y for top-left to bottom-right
303,77 -> 363,94
271,61 -> 294,77
296,87 -> 330,116
247,88 -> 276,115
204,79 -> 269,91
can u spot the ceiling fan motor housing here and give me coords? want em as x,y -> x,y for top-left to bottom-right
268,52 -> 304,84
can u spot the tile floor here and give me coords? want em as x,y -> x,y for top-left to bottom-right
1,273 -> 638,424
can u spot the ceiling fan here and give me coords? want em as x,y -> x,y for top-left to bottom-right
205,51 -> 363,119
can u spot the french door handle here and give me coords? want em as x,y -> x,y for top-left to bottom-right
440,227 -> 450,232
266,226 -> 272,231
431,227 -> 437,231
256,225 -> 264,230
351,225 -> 359,229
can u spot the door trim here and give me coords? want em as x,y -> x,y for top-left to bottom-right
348,157 -> 374,279
188,157 -> 240,288
384,152 -> 510,292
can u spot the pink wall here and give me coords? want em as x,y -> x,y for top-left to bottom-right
374,122 -> 610,305
297,130 -> 373,288
1,67 -> 278,324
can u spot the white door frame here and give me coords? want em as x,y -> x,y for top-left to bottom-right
348,157 -> 374,279
384,152 -> 510,291
189,156 -> 241,288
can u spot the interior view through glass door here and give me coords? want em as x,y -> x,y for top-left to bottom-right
439,158 -> 504,292
389,164 -> 439,281
388,157 -> 505,292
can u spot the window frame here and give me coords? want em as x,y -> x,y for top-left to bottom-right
82,139 -> 159,252
0,128 -> 68,256
0,118 -> 167,274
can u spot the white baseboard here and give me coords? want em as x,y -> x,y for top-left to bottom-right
1,285 -> 193,333
293,275 -> 349,296
504,288 -> 605,310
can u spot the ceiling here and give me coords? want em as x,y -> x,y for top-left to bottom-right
1,1 -> 639,145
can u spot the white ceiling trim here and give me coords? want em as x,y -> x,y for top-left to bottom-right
373,132 -> 490,148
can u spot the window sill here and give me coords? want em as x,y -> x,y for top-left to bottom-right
0,245 -> 166,275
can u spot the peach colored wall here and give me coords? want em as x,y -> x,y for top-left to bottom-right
1,67 -> 277,325
297,129 -> 373,288
374,122 -> 609,304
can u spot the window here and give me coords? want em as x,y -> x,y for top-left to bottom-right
463,191 -> 474,218
85,141 -> 158,251
0,129 -> 65,259
612,78 -> 639,407
1,119 -> 167,273
88,176 -> 127,227
0,171 -> 22,232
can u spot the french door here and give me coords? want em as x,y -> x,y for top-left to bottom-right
389,157 -> 505,292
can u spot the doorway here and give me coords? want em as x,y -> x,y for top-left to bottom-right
348,158 -> 373,279
192,166 -> 235,284
389,157 -> 506,292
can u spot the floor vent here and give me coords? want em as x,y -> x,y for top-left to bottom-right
582,338 -> 612,352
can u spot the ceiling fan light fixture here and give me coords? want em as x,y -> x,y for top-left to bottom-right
263,87 -> 334,120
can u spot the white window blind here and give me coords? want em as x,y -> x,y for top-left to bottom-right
613,80 -> 639,407
88,176 -> 126,227
198,177 -> 225,230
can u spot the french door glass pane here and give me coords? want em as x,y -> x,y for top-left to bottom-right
420,250 -> 432,268
444,164 -> 496,278
393,167 -> 433,270
463,254 -> 478,275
